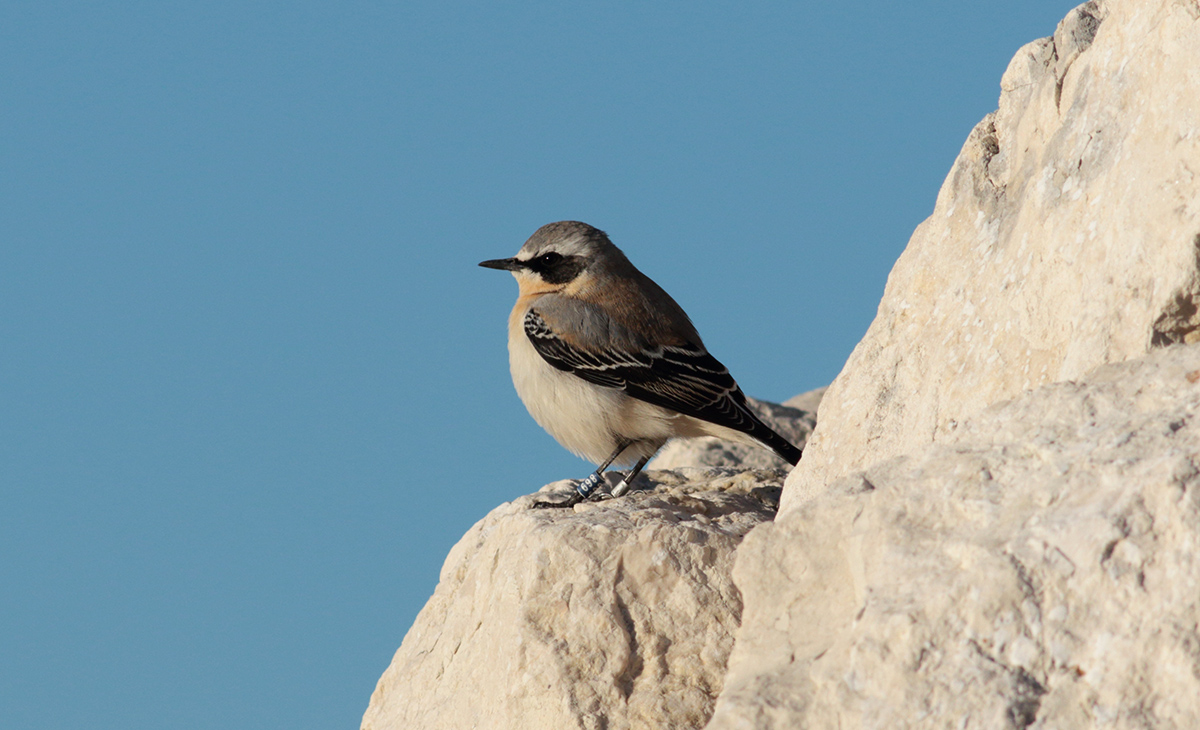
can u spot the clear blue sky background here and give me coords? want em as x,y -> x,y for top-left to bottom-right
3,2 -> 1082,728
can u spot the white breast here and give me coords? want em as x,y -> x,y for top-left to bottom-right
506,300 -> 679,465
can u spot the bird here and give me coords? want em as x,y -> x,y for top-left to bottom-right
479,220 -> 802,508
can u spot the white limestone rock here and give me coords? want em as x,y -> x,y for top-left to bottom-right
710,343 -> 1200,729
362,469 -> 784,730
649,390 -> 822,470
365,3 -> 1200,727
712,5 -> 1200,725
785,0 -> 1200,511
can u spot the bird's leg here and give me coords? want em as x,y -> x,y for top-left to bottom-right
532,440 -> 631,509
575,441 -> 631,500
610,454 -> 652,498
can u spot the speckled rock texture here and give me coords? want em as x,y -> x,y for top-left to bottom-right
649,390 -> 822,470
785,0 -> 1200,512
709,343 -> 1200,730
361,470 -> 785,730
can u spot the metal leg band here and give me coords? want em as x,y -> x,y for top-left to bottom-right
575,472 -> 604,498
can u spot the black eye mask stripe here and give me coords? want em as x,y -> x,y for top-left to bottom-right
524,253 -> 586,285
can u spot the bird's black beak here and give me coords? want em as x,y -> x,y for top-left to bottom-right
479,257 -> 522,271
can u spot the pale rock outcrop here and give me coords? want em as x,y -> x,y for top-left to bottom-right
713,1 -> 1200,726
366,2 -> 1200,727
649,390 -> 823,470
785,0 -> 1200,511
709,342 -> 1200,730
362,470 -> 785,730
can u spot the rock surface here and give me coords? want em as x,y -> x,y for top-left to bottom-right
716,2 -> 1200,726
365,3 -> 1200,728
709,343 -> 1200,730
784,0 -> 1200,511
649,391 -> 822,470
361,470 -> 785,730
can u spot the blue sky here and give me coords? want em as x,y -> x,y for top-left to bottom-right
2,2 -> 1081,728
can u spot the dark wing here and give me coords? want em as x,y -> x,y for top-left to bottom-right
524,309 -> 802,464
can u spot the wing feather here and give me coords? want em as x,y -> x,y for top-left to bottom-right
524,308 -> 760,432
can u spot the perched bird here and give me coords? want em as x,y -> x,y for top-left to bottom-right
480,221 -> 802,507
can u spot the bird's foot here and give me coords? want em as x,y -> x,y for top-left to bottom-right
531,492 -> 584,509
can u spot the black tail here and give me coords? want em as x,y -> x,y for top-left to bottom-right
722,384 -> 804,465
745,415 -> 803,465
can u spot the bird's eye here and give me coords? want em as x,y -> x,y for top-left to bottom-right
538,252 -> 563,266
